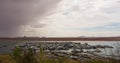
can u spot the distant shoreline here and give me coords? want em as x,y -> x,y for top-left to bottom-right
0,37 -> 120,41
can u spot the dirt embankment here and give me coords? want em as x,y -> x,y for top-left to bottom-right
0,37 -> 120,41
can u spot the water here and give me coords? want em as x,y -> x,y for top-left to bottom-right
0,41 -> 23,54
81,41 -> 120,56
0,41 -> 120,58
77,41 -> 120,59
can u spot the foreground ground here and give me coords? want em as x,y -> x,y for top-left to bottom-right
0,54 -> 120,63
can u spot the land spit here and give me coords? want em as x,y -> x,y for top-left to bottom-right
0,37 -> 120,41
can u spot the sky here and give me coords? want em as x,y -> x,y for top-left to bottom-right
0,0 -> 120,37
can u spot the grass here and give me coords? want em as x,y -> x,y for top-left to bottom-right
0,55 -> 14,63
0,55 -> 119,63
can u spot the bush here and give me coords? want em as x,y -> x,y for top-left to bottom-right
11,46 -> 37,63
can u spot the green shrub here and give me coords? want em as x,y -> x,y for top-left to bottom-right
11,46 -> 37,63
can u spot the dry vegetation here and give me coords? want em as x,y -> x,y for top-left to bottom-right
0,55 -> 14,63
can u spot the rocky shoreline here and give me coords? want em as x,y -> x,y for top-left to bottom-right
16,41 -> 118,61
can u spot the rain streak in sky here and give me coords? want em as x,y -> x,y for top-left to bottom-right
0,0 -> 120,37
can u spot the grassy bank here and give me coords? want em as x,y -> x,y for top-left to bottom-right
0,55 -> 120,63
0,55 -> 14,63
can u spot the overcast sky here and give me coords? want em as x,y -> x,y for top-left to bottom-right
0,0 -> 120,37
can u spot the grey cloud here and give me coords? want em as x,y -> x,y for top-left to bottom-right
0,0 -> 61,37
101,1 -> 120,14
116,0 -> 120,3
102,6 -> 120,14
31,24 -> 46,28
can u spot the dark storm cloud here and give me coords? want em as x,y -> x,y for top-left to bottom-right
0,0 -> 61,37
